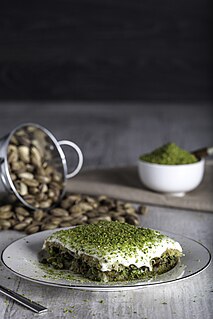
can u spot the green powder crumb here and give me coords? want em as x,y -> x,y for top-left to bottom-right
63,306 -> 75,314
140,143 -> 198,165
47,221 -> 167,258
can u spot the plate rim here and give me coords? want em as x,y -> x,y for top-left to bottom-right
1,228 -> 211,290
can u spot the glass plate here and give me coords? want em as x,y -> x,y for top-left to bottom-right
1,228 -> 211,291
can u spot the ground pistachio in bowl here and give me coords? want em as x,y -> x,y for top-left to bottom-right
139,143 -> 198,165
138,143 -> 204,196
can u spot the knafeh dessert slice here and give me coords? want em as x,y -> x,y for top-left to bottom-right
41,221 -> 182,282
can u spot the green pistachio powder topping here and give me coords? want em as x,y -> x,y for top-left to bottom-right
47,221 -> 169,258
140,143 -> 198,165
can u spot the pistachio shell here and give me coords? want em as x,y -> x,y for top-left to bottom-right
18,172 -> 34,180
33,209 -> 45,221
18,146 -> 30,163
0,205 -> 12,212
31,146 -> 42,167
51,208 -> 69,217
15,206 -> 30,216
14,222 -> 28,231
25,225 -> 40,234
0,211 -> 13,219
0,220 -> 12,229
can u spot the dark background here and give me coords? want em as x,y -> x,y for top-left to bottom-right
0,1 -> 212,170
0,0 -> 212,101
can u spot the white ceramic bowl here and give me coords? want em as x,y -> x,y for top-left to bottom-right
138,158 -> 205,196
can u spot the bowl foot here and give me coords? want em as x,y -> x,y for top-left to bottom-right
165,192 -> 186,197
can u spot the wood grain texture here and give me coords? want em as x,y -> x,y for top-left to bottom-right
0,206 -> 212,319
0,1 -> 212,100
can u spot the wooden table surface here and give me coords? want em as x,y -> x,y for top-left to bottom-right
0,206 -> 212,319
0,103 -> 212,318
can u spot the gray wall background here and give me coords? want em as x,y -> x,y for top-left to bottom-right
0,103 -> 212,169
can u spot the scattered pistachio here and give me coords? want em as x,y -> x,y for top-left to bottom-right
0,193 -> 147,234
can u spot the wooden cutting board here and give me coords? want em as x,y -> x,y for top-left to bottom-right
67,161 -> 213,212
